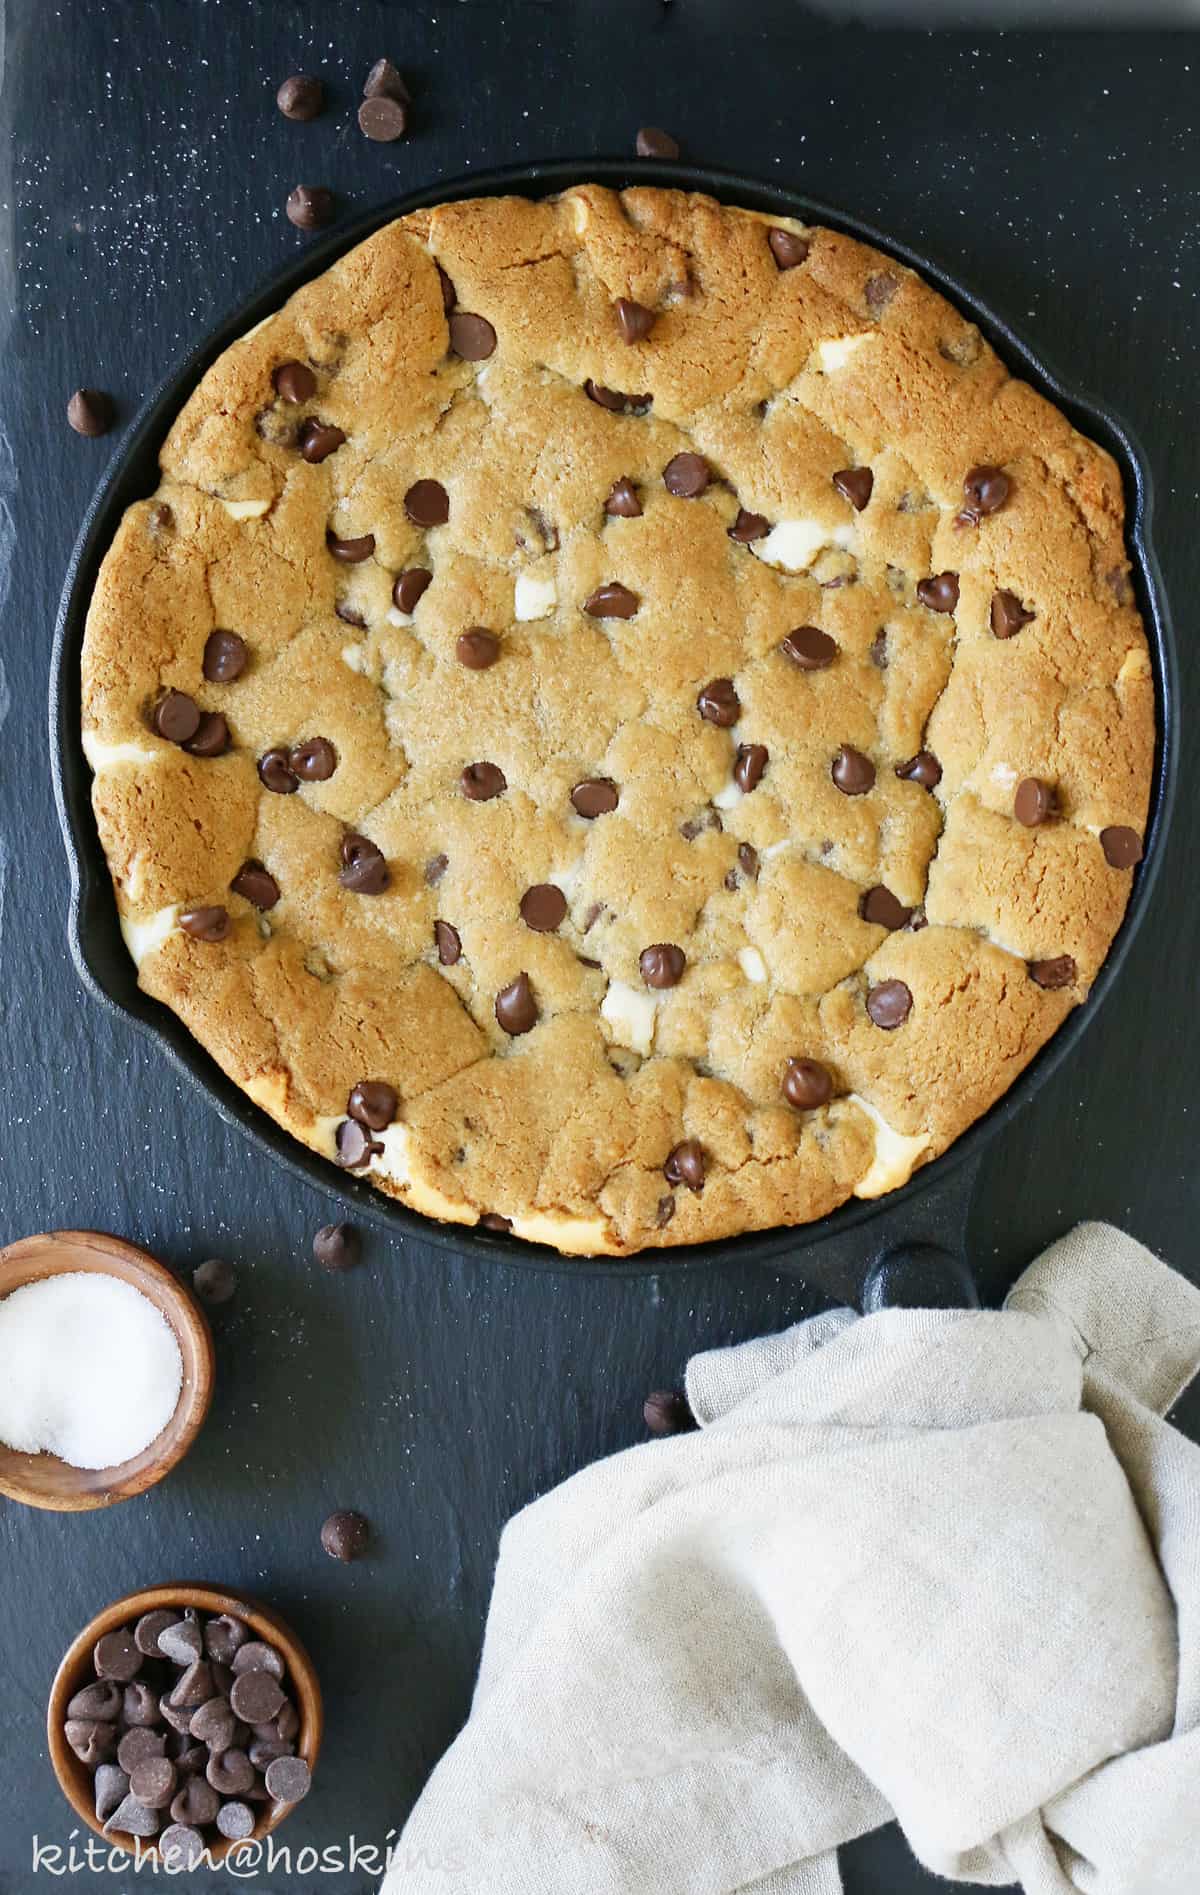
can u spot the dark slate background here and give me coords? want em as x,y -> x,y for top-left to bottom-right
1,4 -> 1197,1891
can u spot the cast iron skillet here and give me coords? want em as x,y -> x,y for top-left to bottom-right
51,160 -> 1177,1304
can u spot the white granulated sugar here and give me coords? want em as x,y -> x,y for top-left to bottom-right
0,1272 -> 183,1469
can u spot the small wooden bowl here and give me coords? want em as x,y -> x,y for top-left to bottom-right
0,1230 -> 214,1511
48,1583 -> 323,1862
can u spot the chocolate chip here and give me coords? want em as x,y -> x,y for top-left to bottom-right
183,712 -> 230,759
249,1732 -> 296,1769
639,943 -> 686,988
178,905 -> 231,946
171,1738 -> 208,1774
313,1223 -> 360,1271
767,228 -> 809,270
571,777 -> 618,818
203,1615 -> 249,1665
348,1081 -> 398,1131
663,452 -> 710,498
207,1747 -> 256,1796
104,1793 -> 160,1839
358,94 -> 408,141
584,582 -> 639,619
1029,955 -> 1077,990
327,530 -> 375,563
520,884 -> 567,932
276,74 -> 323,120
170,1659 -> 214,1710
339,832 -> 390,893
435,265 -> 457,316
780,626 -> 837,670
159,1693 -> 196,1736
66,1719 -> 119,1766
299,419 -> 346,463
604,478 -> 642,517
583,379 -> 652,415
134,1611 -> 180,1658
258,747 -> 298,794
290,736 -> 337,781
479,1213 -> 512,1233
449,312 -> 497,360
615,297 -> 655,345
959,464 -> 1011,524
635,125 -> 679,158
831,746 -> 875,795
94,1764 -> 131,1823
1100,825 -> 1143,869
286,185 -> 334,230
866,979 -> 912,1028
643,1389 -> 696,1434
159,1824 -> 206,1869
118,1727 -> 167,1773
895,751 -> 942,789
865,271 -> 898,312
231,860 -> 280,910
654,1194 -> 676,1227
170,1777 -> 219,1827
495,972 -> 538,1035
153,689 -> 201,744
869,629 -> 888,668
833,467 -> 873,511
424,852 -> 448,886
860,885 -> 912,929
272,360 -> 316,403
264,1755 -> 312,1804
67,388 -> 114,437
405,479 -> 450,527
192,1258 -> 236,1305
363,56 -> 411,101
188,1696 -> 235,1753
917,571 -> 959,614
456,628 -> 501,669
733,743 -> 768,793
229,1670 -> 285,1725
729,507 -> 769,542
783,1057 -> 833,1109
129,1757 -> 176,1810
68,1680 -> 122,1722
321,1508 -> 370,1561
664,1140 -> 705,1191
460,761 -> 506,801
1014,777 -> 1057,827
697,677 -> 740,727
394,566 -> 433,613
434,920 -> 462,965
991,589 -> 1035,638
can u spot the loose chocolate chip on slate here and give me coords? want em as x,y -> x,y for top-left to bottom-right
833,467 -> 873,511
663,452 -> 710,498
272,359 -> 316,403
583,379 -> 652,415
231,860 -> 280,910
298,419 -> 346,462
229,1669 -> 286,1725
276,74 -> 323,120
449,312 -> 497,360
895,751 -> 942,789
495,972 -> 538,1035
265,1755 -> 312,1804
192,1257 -> 236,1305
767,227 -> 810,270
783,1057 -> 833,1110
991,589 -> 1035,638
640,943 -> 686,989
734,743 -> 768,793
204,1615 -> 250,1665
286,185 -> 334,230
179,906 -> 230,944
171,1777 -> 219,1827
738,841 -> 759,880
67,389 -> 114,437
460,761 -> 506,801
635,125 -> 679,158
118,1727 -> 167,1773
729,507 -> 769,542
290,736 -> 337,781
405,479 -> 450,527
66,1719 -> 118,1766
584,582 -> 639,619
321,1508 -> 371,1561
959,464 -> 1011,524
860,886 -> 912,930
697,677 -> 740,727
780,626 -> 837,670
358,94 -> 408,141
153,689 -> 201,745
313,1223 -> 360,1272
207,1747 -> 256,1796
183,712 -> 230,758
94,1764 -> 130,1823
159,1824 -> 206,1869
68,1680 -> 122,1722
1029,955 -> 1077,990
865,271 -> 899,312
917,571 -> 959,614
327,530 -> 375,563
571,777 -> 619,818
664,1140 -> 705,1191
866,979 -> 913,1029
1100,825 -> 1143,868
434,920 -> 462,965
364,56 -> 411,101
348,1081 -> 398,1131
832,746 -> 875,795
335,1118 -> 381,1169
520,884 -> 567,932
339,832 -> 390,893
479,1212 -> 513,1233
1014,777 -> 1057,827
604,478 -> 642,517
456,628 -> 501,669
644,1389 -> 696,1435
394,567 -> 433,614
129,1757 -> 176,1810
104,1794 -> 160,1839
615,298 -> 655,344
216,1800 -> 256,1841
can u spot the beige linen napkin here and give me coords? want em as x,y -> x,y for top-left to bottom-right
387,1224 -> 1200,1895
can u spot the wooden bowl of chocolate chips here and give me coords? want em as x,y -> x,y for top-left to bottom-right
47,1584 -> 323,1866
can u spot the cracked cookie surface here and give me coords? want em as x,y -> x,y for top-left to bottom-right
81,186 -> 1154,1254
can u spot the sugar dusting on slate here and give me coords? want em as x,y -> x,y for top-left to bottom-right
0,1272 -> 182,1469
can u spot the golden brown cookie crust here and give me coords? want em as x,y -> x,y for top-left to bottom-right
81,187 -> 1153,1255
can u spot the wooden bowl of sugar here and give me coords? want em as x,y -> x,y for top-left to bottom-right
0,1230 -> 213,1511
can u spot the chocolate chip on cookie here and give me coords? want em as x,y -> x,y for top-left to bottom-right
326,531 -> 375,563
272,360 -> 316,402
571,777 -> 618,818
183,712 -> 230,758
290,737 -> 337,781
1014,777 -> 1057,827
405,479 -> 450,527
917,571 -> 959,614
179,907 -> 230,943
258,748 -> 299,794
832,746 -> 875,795
1028,955 -> 1076,989
832,467 -> 873,510
991,589 -> 1035,638
697,678 -> 740,726
297,419 -> 345,462
728,506 -> 769,542
153,690 -> 201,744
958,465 -> 1011,525
866,979 -> 912,1028
338,833 -> 389,893
780,626 -> 837,670
584,582 -> 639,619
615,298 -> 655,344
664,1140 -> 705,1191
639,943 -> 686,989
394,566 -> 433,613
347,1082 -> 398,1131
1100,825 -> 1143,869
519,884 -> 567,932
733,743 -> 768,792
335,1118 -> 382,1169
783,1058 -> 833,1109
895,751 -> 942,789
663,452 -> 710,498
495,972 -> 538,1035
583,379 -> 652,415
231,861 -> 279,909
449,313 -> 497,361
604,478 -> 642,517
461,761 -> 506,801
203,631 -> 247,682
456,629 -> 501,669
767,228 -> 809,270
859,886 -> 912,929
434,921 -> 462,965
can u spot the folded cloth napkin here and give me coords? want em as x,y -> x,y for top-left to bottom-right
387,1224 -> 1200,1895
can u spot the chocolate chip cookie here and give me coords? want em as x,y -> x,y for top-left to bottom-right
81,187 -> 1153,1253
